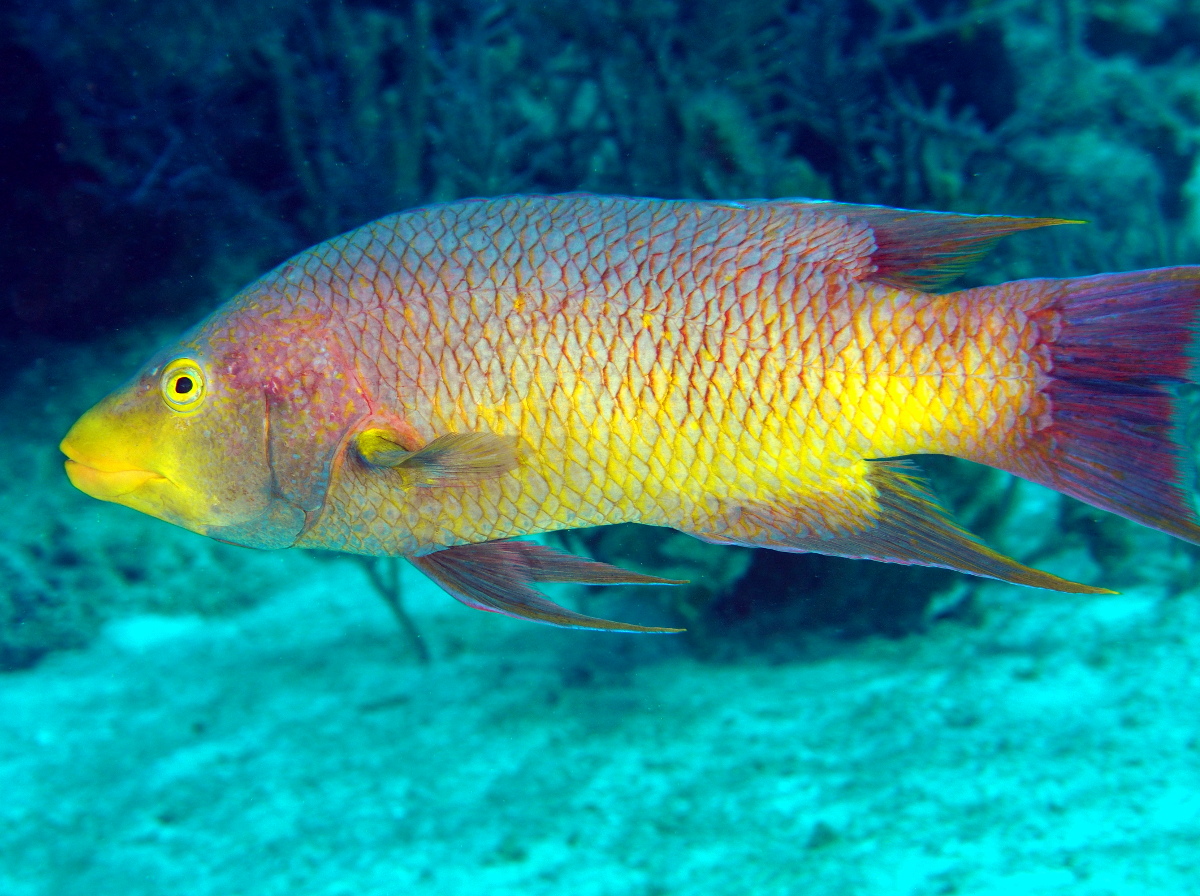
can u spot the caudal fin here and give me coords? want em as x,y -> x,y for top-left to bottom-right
1000,267 -> 1200,544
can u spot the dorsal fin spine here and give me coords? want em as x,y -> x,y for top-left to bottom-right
757,198 -> 1081,292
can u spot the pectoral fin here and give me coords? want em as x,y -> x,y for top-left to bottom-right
409,540 -> 687,632
356,429 -> 520,486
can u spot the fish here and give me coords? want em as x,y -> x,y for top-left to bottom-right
60,194 -> 1200,632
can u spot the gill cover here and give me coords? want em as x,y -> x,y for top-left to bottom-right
194,299 -> 373,545
62,288 -> 371,551
61,344 -> 305,549
257,323 -> 372,514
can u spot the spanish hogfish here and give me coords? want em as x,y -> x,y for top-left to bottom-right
61,195 -> 1200,632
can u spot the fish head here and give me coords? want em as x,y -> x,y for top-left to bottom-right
60,293 -> 369,550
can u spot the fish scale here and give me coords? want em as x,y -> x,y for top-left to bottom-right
62,193 -> 1200,631
288,196 -> 1023,557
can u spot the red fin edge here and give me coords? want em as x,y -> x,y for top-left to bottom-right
1003,267 -> 1200,545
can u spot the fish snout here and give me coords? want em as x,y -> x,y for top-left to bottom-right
60,411 -> 165,502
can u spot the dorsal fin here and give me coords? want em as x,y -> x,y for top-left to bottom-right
758,199 -> 1080,292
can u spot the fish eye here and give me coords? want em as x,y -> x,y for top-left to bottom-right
161,358 -> 207,414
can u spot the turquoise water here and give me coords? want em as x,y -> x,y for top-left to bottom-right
5,1 -> 1200,893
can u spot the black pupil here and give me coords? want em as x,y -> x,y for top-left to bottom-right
174,376 -> 194,395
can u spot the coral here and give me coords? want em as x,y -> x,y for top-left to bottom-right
14,0 -> 1200,310
355,556 -> 431,663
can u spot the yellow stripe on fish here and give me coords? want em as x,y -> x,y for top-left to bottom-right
61,194 -> 1200,631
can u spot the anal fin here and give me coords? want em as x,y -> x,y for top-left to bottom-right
409,540 -> 687,632
723,460 -> 1112,595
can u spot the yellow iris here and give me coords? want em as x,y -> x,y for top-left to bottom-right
160,358 -> 207,414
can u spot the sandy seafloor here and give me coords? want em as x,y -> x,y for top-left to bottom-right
3,336 -> 1200,896
3,551 -> 1200,895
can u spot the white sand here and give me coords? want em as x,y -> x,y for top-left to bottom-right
2,551 -> 1197,896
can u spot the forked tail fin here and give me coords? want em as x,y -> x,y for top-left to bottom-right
997,267 -> 1200,544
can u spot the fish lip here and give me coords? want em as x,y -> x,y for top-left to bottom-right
63,459 -> 166,498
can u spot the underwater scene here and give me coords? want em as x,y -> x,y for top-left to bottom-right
4,0 -> 1200,893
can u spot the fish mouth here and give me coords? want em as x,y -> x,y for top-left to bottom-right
61,433 -> 167,501
63,459 -> 166,500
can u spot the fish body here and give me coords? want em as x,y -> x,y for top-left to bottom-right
62,194 -> 1200,631
296,197 -> 1040,553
